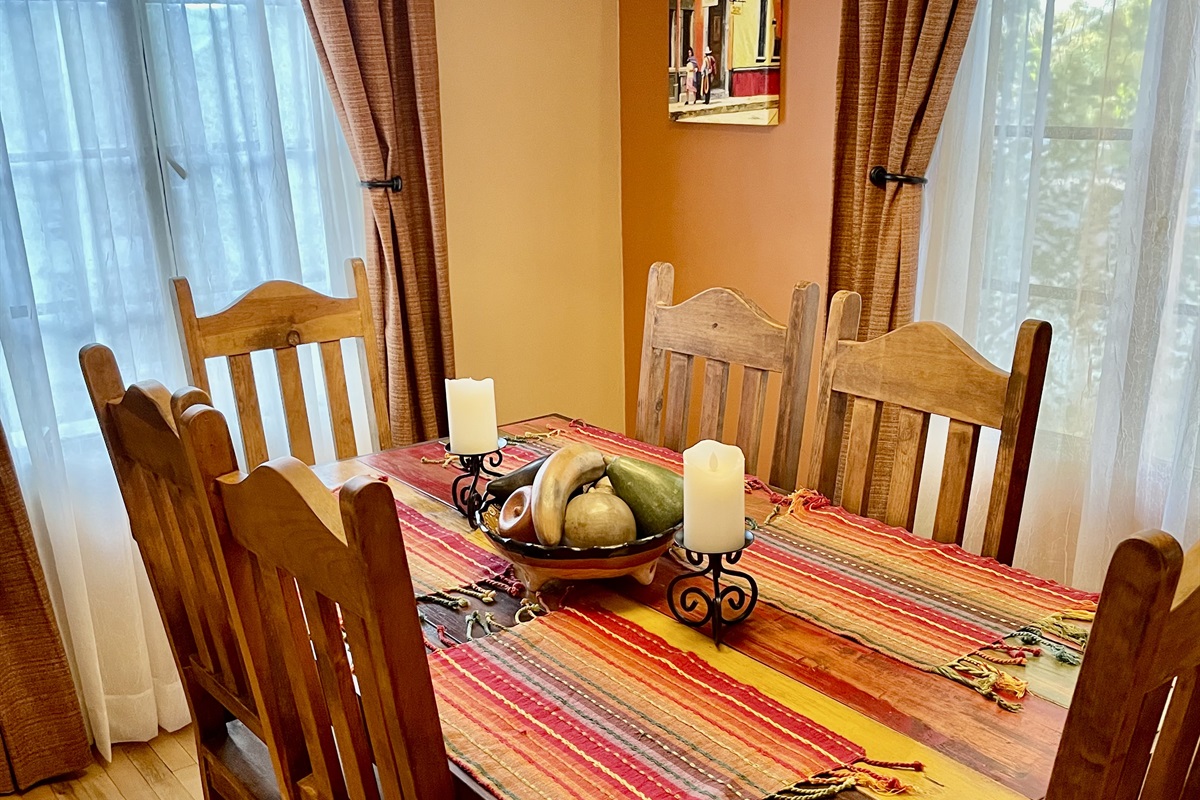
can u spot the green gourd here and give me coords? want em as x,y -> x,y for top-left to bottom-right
485,455 -> 548,503
603,456 -> 684,536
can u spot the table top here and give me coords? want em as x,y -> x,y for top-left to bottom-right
314,414 -> 1073,800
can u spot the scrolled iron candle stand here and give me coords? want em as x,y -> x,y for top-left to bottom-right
447,438 -> 507,528
667,529 -> 758,649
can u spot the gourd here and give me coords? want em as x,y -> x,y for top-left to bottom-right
604,456 -> 685,536
563,493 -> 637,548
486,456 -> 548,503
497,486 -> 537,543
530,443 -> 606,546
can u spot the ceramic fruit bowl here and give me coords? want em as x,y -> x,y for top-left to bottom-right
479,504 -> 677,593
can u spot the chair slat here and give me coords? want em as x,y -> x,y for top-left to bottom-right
884,407 -> 930,530
341,611 -> 405,800
254,560 -> 345,800
1183,749 -> 1200,800
173,493 -> 248,698
274,347 -> 316,466
698,360 -> 730,441
143,471 -> 217,674
319,341 -> 359,461
662,352 -> 694,452
300,589 -> 379,800
227,354 -> 270,468
841,398 -> 881,516
736,367 -> 770,473
932,419 -> 980,546
1141,667 -> 1200,800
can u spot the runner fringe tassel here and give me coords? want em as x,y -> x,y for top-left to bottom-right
1032,609 -> 1094,648
936,656 -> 1028,712
759,487 -> 809,526
505,428 -> 564,444
768,760 -> 924,798
1015,628 -> 1082,665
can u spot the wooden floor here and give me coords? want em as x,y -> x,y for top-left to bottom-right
16,728 -> 201,800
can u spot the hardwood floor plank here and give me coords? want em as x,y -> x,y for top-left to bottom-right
169,768 -> 201,800
164,729 -> 197,765
123,744 -> 193,800
147,734 -> 193,774
100,748 -> 162,800
50,763 -> 122,800
20,785 -> 59,800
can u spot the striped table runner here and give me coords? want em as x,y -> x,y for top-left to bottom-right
390,498 -> 511,596
751,494 -> 1097,711
367,420 -> 1097,710
430,605 -> 916,800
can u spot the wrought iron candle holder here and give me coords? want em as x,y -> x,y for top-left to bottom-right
447,438 -> 506,527
667,529 -> 758,648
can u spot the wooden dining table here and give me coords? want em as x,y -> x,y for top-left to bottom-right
313,414 -> 1077,800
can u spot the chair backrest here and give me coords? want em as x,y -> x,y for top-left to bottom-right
635,261 -> 819,489
808,291 -> 1051,564
178,402 -> 453,800
79,344 -> 312,798
172,258 -> 391,469
1047,531 -> 1200,800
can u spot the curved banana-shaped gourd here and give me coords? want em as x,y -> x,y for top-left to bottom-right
530,443 -> 606,545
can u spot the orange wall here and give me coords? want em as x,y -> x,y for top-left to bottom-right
619,1 -> 842,477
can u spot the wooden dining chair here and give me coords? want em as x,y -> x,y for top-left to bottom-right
176,400 -> 454,800
808,291 -> 1051,565
172,258 -> 390,469
80,344 -> 312,800
635,261 -> 820,489
1046,530 -> 1200,800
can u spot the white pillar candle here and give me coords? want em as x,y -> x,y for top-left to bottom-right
683,440 -> 746,553
445,378 -> 498,454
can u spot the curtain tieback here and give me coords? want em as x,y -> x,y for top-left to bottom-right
360,176 -> 403,192
869,166 -> 927,189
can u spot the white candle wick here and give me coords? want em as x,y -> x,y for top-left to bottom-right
709,452 -> 719,471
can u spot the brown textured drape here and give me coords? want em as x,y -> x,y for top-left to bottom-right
827,0 -> 978,516
0,420 -> 90,792
828,0 -> 978,337
301,0 -> 454,444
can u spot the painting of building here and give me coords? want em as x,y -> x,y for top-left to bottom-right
668,0 -> 781,126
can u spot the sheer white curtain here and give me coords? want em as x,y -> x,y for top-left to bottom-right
918,0 -> 1200,589
0,0 -> 362,757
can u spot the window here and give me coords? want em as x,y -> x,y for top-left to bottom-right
919,0 -> 1199,585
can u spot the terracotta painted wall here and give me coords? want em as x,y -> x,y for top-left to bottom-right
437,0 -> 625,430
619,0 -> 841,482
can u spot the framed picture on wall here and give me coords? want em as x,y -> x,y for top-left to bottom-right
668,0 -> 782,126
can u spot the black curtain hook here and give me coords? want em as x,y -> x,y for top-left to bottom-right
360,176 -> 403,192
869,166 -> 928,189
